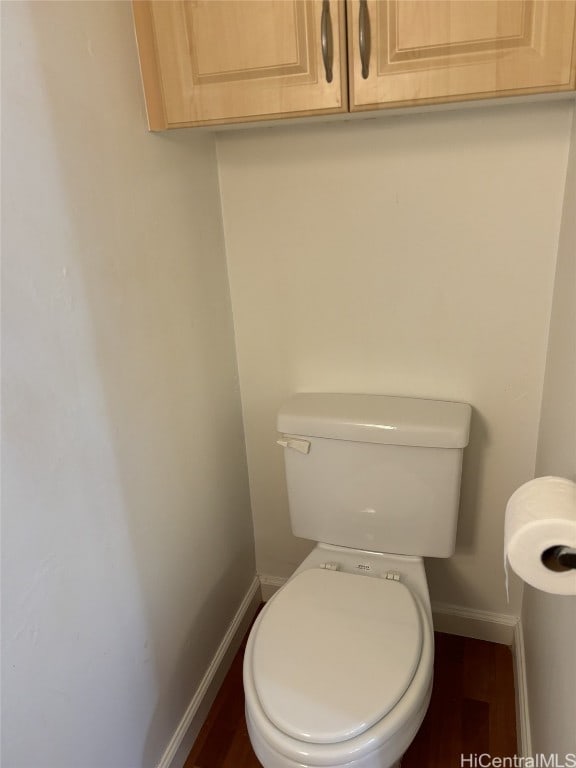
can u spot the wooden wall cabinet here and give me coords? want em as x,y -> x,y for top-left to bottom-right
133,1 -> 576,131
349,0 -> 576,112
133,0 -> 348,129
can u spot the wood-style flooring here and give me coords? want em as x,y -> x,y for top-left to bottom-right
185,616 -> 517,768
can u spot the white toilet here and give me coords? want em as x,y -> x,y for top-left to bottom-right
244,393 -> 471,768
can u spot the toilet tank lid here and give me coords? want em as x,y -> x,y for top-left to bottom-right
277,393 -> 471,449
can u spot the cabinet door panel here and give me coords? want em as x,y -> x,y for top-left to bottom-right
134,0 -> 347,129
348,0 -> 576,110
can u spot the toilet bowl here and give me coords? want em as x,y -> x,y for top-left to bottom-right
244,545 -> 434,768
243,394 -> 471,767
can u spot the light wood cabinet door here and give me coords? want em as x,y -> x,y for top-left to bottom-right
348,0 -> 576,111
133,0 -> 347,129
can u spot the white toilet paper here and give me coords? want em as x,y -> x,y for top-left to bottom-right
504,476 -> 576,596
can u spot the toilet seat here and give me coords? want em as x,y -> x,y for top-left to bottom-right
252,568 -> 423,746
244,573 -> 433,767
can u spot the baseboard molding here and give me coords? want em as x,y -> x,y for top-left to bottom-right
259,574 -> 287,601
432,601 -> 518,645
157,576 -> 262,768
512,619 -> 532,758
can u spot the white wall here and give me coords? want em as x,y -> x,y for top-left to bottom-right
217,101 -> 573,615
1,3 -> 255,767
522,110 -> 576,760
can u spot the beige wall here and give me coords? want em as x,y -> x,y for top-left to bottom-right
1,3 -> 254,767
522,110 -> 576,760
217,101 -> 573,615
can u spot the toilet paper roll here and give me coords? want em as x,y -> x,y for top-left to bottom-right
504,476 -> 576,596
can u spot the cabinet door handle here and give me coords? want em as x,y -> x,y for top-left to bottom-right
321,0 -> 334,83
359,0 -> 371,79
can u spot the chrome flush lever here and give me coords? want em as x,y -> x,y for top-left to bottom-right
276,437 -> 311,455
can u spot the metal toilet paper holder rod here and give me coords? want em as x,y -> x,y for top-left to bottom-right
541,546 -> 576,572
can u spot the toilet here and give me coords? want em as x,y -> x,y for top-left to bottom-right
244,393 -> 471,768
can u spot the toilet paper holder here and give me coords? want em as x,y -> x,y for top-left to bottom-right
541,546 -> 576,572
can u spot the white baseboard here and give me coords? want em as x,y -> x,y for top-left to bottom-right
157,576 -> 262,768
512,619 -> 532,758
431,601 -> 518,645
259,574 -> 287,601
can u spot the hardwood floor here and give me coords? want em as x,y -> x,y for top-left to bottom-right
185,621 -> 258,768
185,617 -> 517,768
401,633 -> 517,767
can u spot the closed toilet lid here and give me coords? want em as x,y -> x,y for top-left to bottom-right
252,568 -> 423,745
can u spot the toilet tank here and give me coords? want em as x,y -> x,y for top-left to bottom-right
277,394 -> 472,558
